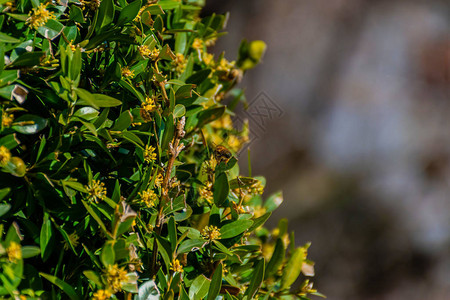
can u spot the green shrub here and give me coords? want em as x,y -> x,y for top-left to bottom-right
0,0 -> 322,299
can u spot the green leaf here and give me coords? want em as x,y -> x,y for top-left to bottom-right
280,247 -> 307,290
117,0 -> 141,26
95,0 -> 115,33
100,241 -> 115,267
177,239 -> 206,254
21,246 -> 40,258
220,220 -> 253,239
0,188 -> 11,201
11,51 -> 45,67
173,104 -> 185,118
248,212 -> 271,232
69,5 -> 85,23
11,114 -> 48,134
134,280 -> 160,300
245,259 -> 265,299
39,273 -> 81,300
186,69 -> 211,85
189,275 -> 210,300
83,270 -> 103,286
197,106 -> 225,128
40,214 -> 54,261
264,191 -> 283,212
75,88 -> 122,108
213,172 -> 229,207
0,32 -> 20,43
0,70 -> 19,87
160,114 -> 174,151
265,238 -> 285,279
207,263 -> 222,300
36,19 -> 65,40
111,110 -> 133,131
0,204 -> 11,217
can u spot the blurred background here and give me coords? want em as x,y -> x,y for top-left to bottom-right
202,0 -> 449,299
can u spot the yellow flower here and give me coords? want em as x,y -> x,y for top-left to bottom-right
199,182 -> 213,203
92,289 -> 112,300
202,155 -> 217,174
138,45 -> 152,57
172,53 -> 187,74
140,96 -> 157,122
202,52 -> 214,66
170,259 -> 183,273
6,241 -> 22,263
154,173 -> 164,188
142,96 -> 157,112
138,189 -> 158,208
26,3 -> 56,29
216,58 -> 235,73
205,36 -> 217,47
63,232 -> 80,251
298,280 -> 318,296
143,145 -> 157,163
2,112 -> 14,127
0,146 -> 11,167
85,180 -> 107,203
121,66 -> 135,78
192,38 -> 204,50
201,225 -> 221,240
210,114 -> 232,130
105,264 -> 128,292
150,48 -> 160,60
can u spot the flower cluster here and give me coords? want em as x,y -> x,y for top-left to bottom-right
143,145 -> 157,163
201,225 -> 221,240
85,180 -> 107,203
170,259 -> 183,273
6,241 -> 21,263
0,146 -> 11,167
26,3 -> 55,29
138,190 -> 158,208
105,264 -> 128,292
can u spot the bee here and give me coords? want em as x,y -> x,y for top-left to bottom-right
214,145 -> 233,164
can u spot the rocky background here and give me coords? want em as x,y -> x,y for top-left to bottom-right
202,0 -> 450,299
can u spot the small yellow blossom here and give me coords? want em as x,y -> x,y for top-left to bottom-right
192,38 -> 204,50
6,241 -> 22,263
0,146 -> 11,167
298,280 -> 318,296
201,225 -> 221,240
202,52 -> 214,65
26,3 -> 56,29
142,96 -> 157,112
2,112 -> 14,127
105,264 -> 128,292
143,145 -> 157,163
138,189 -> 158,208
202,155 -> 217,174
92,289 -> 112,300
199,182 -> 213,203
170,259 -> 183,273
138,45 -> 152,57
85,180 -> 107,203
210,114 -> 233,130
140,96 -> 157,121
154,173 -> 164,188
205,36 -> 217,47
63,232 -> 80,250
172,53 -> 187,74
150,48 -> 160,60
134,5 -> 148,22
216,58 -> 235,73
121,66 -> 135,78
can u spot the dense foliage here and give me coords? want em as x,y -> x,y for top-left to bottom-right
0,0 -> 322,299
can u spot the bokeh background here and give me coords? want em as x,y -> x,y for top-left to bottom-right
202,1 -> 450,299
